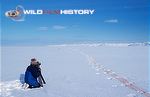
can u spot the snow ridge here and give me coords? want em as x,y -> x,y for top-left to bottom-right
0,80 -> 23,97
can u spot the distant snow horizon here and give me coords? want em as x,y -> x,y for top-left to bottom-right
48,42 -> 150,47
1,41 -> 150,47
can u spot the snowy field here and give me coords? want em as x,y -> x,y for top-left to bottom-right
0,43 -> 150,97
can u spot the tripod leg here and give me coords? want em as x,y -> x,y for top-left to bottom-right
37,76 -> 43,87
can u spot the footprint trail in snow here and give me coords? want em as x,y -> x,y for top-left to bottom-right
79,51 -> 150,97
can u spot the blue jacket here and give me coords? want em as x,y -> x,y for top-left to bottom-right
25,65 -> 41,87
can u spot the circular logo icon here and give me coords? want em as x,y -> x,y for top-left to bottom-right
5,5 -> 25,21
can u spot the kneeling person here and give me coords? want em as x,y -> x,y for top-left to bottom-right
25,58 -> 46,88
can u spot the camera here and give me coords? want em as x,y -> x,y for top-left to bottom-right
36,61 -> 41,66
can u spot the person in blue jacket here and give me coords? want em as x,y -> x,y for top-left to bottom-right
25,58 -> 46,88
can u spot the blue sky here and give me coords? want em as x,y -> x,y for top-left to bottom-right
1,0 -> 150,45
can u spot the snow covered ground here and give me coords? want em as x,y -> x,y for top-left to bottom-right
0,43 -> 149,97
